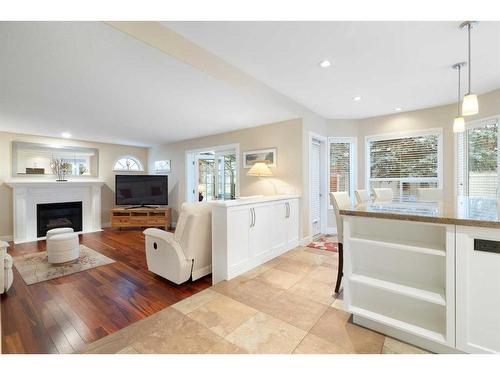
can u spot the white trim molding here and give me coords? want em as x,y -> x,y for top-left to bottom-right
6,180 -> 104,244
308,132 -> 329,237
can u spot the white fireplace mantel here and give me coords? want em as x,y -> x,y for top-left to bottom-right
6,179 -> 105,244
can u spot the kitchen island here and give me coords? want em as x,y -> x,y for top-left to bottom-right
340,197 -> 500,354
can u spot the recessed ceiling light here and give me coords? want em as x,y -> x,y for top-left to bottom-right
353,96 -> 362,101
61,132 -> 71,138
318,60 -> 331,68
394,107 -> 402,112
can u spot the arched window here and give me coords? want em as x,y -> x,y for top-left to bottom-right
113,156 -> 144,172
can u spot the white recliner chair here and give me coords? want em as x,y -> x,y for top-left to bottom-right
1,241 -> 13,294
144,202 -> 212,284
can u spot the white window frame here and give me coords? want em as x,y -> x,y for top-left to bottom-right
154,160 -> 171,174
365,128 -> 443,198
112,155 -> 144,172
328,136 -> 357,207
454,115 -> 500,197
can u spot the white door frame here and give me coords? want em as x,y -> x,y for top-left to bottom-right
185,143 -> 240,202
308,132 -> 328,237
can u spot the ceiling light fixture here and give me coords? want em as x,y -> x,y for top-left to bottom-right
460,21 -> 479,116
353,96 -> 362,101
395,107 -> 402,112
319,60 -> 331,68
452,62 -> 467,133
61,132 -> 71,138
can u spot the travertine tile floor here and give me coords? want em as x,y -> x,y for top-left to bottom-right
81,246 -> 430,354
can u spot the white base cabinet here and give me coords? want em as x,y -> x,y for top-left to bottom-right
343,215 -> 500,354
456,226 -> 500,354
212,195 -> 300,284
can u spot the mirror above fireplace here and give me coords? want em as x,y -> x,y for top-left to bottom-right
12,141 -> 99,178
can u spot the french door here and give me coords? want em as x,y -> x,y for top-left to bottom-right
188,147 -> 238,202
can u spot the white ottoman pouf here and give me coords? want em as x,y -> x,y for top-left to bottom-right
46,227 -> 74,240
47,232 -> 80,264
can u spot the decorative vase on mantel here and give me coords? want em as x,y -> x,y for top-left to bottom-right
49,158 -> 72,182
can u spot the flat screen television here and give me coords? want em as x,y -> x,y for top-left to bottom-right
115,175 -> 168,207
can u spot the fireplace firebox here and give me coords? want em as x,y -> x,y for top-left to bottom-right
36,201 -> 83,238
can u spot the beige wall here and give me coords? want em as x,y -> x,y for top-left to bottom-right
0,131 -> 148,239
148,118 -> 308,236
325,89 -> 500,230
356,88 -> 500,199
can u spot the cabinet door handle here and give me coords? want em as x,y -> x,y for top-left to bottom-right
250,208 -> 254,228
253,208 -> 256,227
285,202 -> 290,218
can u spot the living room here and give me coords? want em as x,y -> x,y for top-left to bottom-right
1,1 -> 499,374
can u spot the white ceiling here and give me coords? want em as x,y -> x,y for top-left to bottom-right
166,21 -> 500,119
0,22 -> 301,146
1,22 -> 500,147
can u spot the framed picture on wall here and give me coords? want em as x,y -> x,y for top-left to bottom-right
243,148 -> 277,168
154,160 -> 171,174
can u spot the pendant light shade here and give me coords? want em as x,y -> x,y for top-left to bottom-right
453,116 -> 465,133
460,21 -> 479,116
462,93 -> 479,116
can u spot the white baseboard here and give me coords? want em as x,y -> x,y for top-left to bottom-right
192,264 -> 211,281
353,315 -> 462,354
0,235 -> 13,242
326,226 -> 337,235
300,236 -> 312,246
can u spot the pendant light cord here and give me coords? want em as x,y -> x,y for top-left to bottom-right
468,23 -> 472,95
458,65 -> 461,116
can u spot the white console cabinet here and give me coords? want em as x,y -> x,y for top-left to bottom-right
211,195 -> 300,284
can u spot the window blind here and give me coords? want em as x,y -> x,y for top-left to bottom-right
330,142 -> 351,194
367,132 -> 440,199
457,118 -> 498,197
370,134 -> 439,179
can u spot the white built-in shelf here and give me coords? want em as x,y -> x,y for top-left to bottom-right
349,306 -> 447,344
349,274 -> 446,306
349,235 -> 446,257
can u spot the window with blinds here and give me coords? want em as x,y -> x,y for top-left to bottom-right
367,131 -> 441,199
456,118 -> 498,197
329,138 -> 356,199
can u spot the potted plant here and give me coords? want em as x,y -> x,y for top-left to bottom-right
50,158 -> 72,181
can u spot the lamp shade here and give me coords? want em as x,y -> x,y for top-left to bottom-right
198,184 -> 206,193
462,94 -> 479,116
247,162 -> 273,177
453,117 -> 465,133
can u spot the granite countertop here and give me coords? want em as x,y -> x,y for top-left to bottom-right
340,196 -> 500,228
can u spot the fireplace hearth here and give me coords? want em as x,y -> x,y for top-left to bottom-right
37,201 -> 83,238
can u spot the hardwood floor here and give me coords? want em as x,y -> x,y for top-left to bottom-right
0,228 -> 212,354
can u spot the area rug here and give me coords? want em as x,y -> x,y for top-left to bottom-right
13,245 -> 115,285
307,234 -> 338,252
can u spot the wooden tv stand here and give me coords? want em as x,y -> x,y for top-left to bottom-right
110,207 -> 172,230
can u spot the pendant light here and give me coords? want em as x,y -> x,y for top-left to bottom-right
460,21 -> 479,116
452,62 -> 466,133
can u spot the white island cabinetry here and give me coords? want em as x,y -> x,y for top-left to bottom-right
456,226 -> 500,354
340,197 -> 500,354
211,195 -> 300,284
